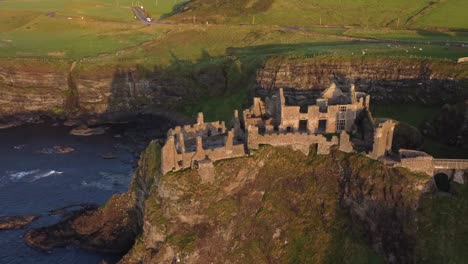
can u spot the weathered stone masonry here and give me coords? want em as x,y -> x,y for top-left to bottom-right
161,112 -> 246,175
160,82 -> 468,181
162,83 -> 368,174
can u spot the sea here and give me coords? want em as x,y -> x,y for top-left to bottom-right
0,124 -> 138,264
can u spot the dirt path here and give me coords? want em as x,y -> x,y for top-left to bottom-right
404,1 -> 440,26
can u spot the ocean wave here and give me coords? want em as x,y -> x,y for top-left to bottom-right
13,144 -> 26,150
9,170 -> 40,180
4,169 -> 63,182
31,170 -> 63,182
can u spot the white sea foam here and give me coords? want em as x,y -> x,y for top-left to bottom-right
9,170 -> 40,180
31,170 -> 63,181
13,144 -> 26,150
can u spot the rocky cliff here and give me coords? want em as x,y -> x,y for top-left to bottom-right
119,145 -> 430,264
1,57 -> 466,125
0,58 -> 230,124
256,57 -> 468,105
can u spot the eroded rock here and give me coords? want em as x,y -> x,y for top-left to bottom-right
0,215 -> 40,230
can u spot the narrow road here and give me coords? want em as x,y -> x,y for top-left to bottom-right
132,6 -> 151,25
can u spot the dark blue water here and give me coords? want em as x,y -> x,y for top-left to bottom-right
0,124 -> 135,264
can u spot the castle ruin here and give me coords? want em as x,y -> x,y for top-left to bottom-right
161,112 -> 246,175
160,82 -> 467,182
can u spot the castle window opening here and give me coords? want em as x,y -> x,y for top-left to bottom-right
286,126 -> 292,133
339,106 -> 347,112
258,126 -> 266,134
337,119 -> 346,131
318,119 -> 327,132
299,120 -> 308,132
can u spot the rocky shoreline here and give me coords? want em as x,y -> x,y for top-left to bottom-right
0,215 -> 40,231
23,193 -> 139,254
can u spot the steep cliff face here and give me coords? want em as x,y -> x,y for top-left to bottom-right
2,57 -> 466,125
0,59 -> 229,122
0,60 -> 69,117
120,146 -> 428,264
256,57 -> 468,105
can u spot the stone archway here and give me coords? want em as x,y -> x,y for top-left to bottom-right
434,172 -> 450,192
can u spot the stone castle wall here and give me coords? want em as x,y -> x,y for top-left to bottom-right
167,112 -> 226,139
369,120 -> 396,159
398,156 -> 434,175
247,126 -> 338,155
161,130 -> 246,175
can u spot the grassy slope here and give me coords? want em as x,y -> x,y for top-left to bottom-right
0,0 -> 185,59
410,0 -> 468,30
1,0 -> 467,60
0,16 -> 165,59
168,0 -> 468,30
415,184 -> 468,263
0,0 -> 187,22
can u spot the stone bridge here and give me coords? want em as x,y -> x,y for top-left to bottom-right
396,150 -> 468,186
433,159 -> 468,170
432,159 -> 468,185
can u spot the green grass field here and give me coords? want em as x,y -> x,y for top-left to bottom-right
0,0 -> 187,22
410,0 -> 468,30
168,0 -> 468,30
0,0 -> 466,61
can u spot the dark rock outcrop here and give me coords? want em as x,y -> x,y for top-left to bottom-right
24,193 -> 140,253
0,215 -> 40,230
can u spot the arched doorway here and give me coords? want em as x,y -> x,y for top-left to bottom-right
434,173 -> 450,192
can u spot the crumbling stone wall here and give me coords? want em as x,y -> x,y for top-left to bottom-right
169,112 -> 226,139
246,126 -> 338,155
161,129 -> 246,175
244,86 -> 368,134
339,131 -> 354,153
369,120 -> 396,159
